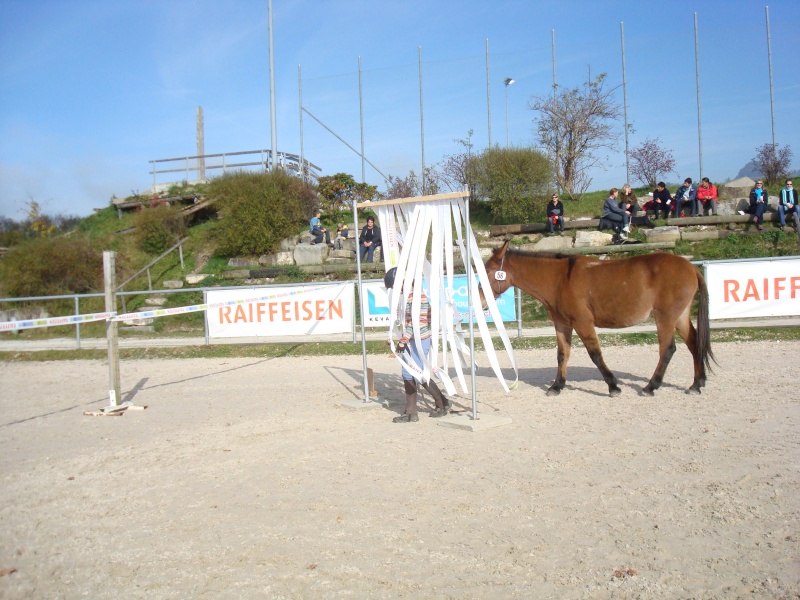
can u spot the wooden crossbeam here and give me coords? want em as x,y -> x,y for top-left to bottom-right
356,190 -> 469,209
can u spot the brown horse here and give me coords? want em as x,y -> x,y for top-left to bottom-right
481,241 -> 714,396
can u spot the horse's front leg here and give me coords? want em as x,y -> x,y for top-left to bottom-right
574,323 -> 621,397
547,324 -> 573,396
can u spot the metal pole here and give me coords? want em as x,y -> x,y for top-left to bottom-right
203,289 -> 209,345
504,82 -> 509,147
103,251 -> 121,407
353,197 -> 370,402
516,287 -> 522,339
552,30 -> 560,192
765,5 -> 776,149
485,38 -> 492,147
359,56 -> 366,183
465,187 -> 477,420
551,30 -> 557,102
419,46 -> 426,192
694,12 -> 703,178
268,0 -> 278,169
298,65 -> 305,181
196,106 -> 205,182
74,295 -> 81,349
620,22 -> 630,184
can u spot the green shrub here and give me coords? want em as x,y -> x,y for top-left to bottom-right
133,204 -> 186,254
0,234 -> 103,297
209,170 -> 316,257
469,146 -> 553,224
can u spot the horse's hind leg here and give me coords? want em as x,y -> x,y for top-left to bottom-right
643,320 -> 677,396
574,324 -> 621,396
547,324 -> 573,396
675,310 -> 705,394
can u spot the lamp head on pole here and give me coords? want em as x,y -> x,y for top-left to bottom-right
504,77 -> 515,86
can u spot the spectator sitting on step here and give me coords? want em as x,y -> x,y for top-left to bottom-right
648,182 -> 673,220
359,216 -> 381,263
619,184 -> 655,229
546,193 -> 565,234
672,178 -> 698,217
309,209 -> 332,246
748,180 -> 769,231
334,223 -> 349,249
697,177 -> 718,216
777,179 -> 798,231
602,187 -> 630,240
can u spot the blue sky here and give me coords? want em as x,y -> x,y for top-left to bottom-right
1,0 -> 798,219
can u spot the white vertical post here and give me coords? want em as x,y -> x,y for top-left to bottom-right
620,22 -> 630,185
298,65 -> 305,181
358,56 -> 365,183
268,0 -> 278,169
104,251 -> 121,407
694,12 -> 703,178
485,38 -> 492,147
419,46 -> 426,192
765,5 -> 776,150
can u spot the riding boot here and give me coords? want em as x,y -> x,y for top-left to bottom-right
393,380 -> 419,422
422,380 -> 450,417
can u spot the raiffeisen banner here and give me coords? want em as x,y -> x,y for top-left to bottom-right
705,258 -> 800,319
360,275 -> 516,328
207,284 -> 354,337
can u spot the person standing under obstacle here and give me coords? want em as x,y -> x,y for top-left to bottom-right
384,268 -> 450,423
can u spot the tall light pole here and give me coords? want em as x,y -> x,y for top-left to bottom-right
504,77 -> 515,147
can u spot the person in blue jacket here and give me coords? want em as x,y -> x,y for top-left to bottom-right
672,178 -> 698,217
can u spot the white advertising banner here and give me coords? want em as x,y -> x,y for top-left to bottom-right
206,284 -> 354,338
706,258 -> 800,319
360,276 -> 516,328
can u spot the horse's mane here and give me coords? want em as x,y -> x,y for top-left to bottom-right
504,247 -> 572,260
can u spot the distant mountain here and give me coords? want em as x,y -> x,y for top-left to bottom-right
736,160 -> 761,180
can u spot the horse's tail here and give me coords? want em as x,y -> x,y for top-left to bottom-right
696,269 -> 715,373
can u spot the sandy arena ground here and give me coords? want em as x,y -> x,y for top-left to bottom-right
1,340 -> 798,599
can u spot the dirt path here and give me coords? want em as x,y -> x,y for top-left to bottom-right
1,341 -> 798,599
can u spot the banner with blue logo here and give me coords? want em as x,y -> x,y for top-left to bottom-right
360,276 -> 516,328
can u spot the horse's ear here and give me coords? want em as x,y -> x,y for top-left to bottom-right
497,239 -> 511,257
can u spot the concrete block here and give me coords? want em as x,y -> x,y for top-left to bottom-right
227,257 -> 259,268
681,230 -> 730,241
162,279 -> 184,289
644,226 -> 681,243
329,249 -> 354,259
222,269 -> 251,280
294,243 -> 329,266
326,257 -> 353,265
574,230 -> 614,247
185,274 -> 210,284
144,296 -> 167,306
534,235 -> 573,251
279,235 -> 300,252
259,251 -> 294,266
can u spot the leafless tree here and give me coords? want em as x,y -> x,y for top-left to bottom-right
629,138 -> 676,187
529,74 -> 622,199
383,167 -> 440,200
753,143 -> 793,186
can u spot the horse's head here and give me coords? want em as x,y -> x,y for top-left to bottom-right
478,240 -> 513,310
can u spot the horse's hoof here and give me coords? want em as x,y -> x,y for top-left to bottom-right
642,386 -> 655,397
546,387 -> 561,397
609,386 -> 621,397
686,386 -> 701,395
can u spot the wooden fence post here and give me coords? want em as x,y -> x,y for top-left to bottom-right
104,251 -> 121,407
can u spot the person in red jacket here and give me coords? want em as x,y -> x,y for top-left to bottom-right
697,177 -> 718,216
